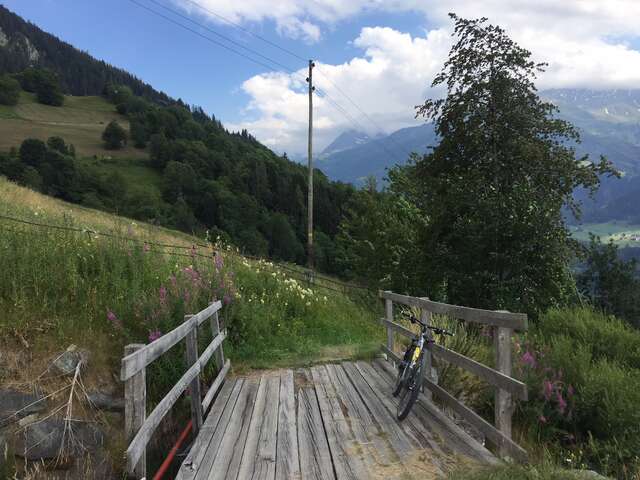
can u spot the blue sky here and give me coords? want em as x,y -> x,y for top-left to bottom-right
3,1 -> 425,122
4,0 -> 640,155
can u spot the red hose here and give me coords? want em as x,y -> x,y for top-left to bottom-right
153,420 -> 193,480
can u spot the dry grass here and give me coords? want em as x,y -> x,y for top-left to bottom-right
0,177 -> 195,247
0,91 -> 146,159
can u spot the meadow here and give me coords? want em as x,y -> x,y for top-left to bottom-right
0,91 -> 145,159
0,176 -> 381,384
570,221 -> 640,247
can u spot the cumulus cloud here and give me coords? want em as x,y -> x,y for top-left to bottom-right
192,0 -> 640,154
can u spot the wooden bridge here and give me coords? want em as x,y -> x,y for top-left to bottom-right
120,291 -> 529,479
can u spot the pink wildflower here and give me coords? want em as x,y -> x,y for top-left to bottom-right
107,310 -> 123,330
556,391 -> 567,414
539,415 -> 547,424
143,243 -> 150,253
223,294 -> 231,305
214,254 -> 224,271
170,275 -> 177,288
542,379 -> 554,400
159,286 -> 167,306
148,329 -> 162,342
521,351 -> 536,368
567,385 -> 574,398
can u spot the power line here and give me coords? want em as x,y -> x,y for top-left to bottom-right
143,0 -> 301,74
127,0 -> 284,72
127,0 -> 416,173
177,0 -> 308,62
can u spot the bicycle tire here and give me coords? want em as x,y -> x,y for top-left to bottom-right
397,352 -> 426,420
393,360 -> 409,397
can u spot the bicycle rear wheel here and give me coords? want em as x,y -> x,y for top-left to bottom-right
396,352 -> 426,420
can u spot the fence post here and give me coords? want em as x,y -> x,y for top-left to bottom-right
124,344 -> 146,479
494,324 -> 514,457
185,315 -> 203,434
385,294 -> 394,364
420,308 -> 435,401
210,309 -> 225,371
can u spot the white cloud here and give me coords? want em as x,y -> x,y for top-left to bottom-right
204,0 -> 640,154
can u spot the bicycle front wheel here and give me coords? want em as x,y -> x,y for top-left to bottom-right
396,352 -> 426,420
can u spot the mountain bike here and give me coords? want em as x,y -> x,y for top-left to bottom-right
392,312 -> 453,420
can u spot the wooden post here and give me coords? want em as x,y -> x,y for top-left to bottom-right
494,324 -> 514,457
124,344 -> 146,479
210,310 -> 225,371
421,308 -> 434,401
185,315 -> 203,434
385,295 -> 394,365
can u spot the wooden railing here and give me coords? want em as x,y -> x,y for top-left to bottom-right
379,291 -> 529,462
121,301 -> 230,479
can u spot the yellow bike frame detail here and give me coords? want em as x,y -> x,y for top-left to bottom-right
412,347 -> 421,362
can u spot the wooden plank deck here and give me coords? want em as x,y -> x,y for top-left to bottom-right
177,361 -> 496,480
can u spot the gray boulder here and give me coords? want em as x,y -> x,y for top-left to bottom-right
0,389 -> 47,427
52,347 -> 90,376
87,391 -> 124,412
13,418 -> 104,460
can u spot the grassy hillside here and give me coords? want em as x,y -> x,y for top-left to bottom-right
0,91 -> 145,159
570,221 -> 640,247
0,177 -> 380,368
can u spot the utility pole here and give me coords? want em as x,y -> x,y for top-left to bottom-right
306,59 -> 315,269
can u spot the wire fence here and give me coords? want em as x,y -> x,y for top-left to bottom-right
0,213 -> 373,295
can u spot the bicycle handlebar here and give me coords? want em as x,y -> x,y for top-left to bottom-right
400,312 -> 454,336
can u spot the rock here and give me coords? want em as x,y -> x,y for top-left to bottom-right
52,345 -> 90,376
573,470 -> 609,479
87,391 -> 124,412
13,418 -> 104,461
0,389 -> 47,427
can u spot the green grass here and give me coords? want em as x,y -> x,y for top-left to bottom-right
570,221 -> 640,247
78,156 -> 164,198
0,91 -> 146,159
0,177 -> 382,376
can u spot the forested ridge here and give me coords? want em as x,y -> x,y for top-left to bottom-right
0,5 -> 169,102
0,5 -> 356,273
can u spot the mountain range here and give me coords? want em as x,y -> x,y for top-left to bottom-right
317,89 -> 640,223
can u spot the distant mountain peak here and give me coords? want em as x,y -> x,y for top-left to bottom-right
320,129 -> 371,157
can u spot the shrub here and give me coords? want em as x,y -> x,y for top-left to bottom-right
17,68 -> 65,106
102,120 -> 128,149
516,307 -> 640,478
0,75 -> 21,105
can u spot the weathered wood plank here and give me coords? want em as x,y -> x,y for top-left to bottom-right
210,310 -> 225,370
380,319 -> 415,339
379,291 -> 528,331
121,301 -> 222,380
276,370 -> 300,480
237,376 -> 268,480
385,299 -> 395,362
186,322 -> 203,433
194,379 -> 245,480
126,332 -> 228,471
207,378 -> 260,480
124,344 -> 146,479
252,375 -> 280,480
341,362 -> 414,456
429,343 -> 527,400
373,359 -> 498,465
202,359 -> 231,413
297,369 -> 335,480
380,345 -> 401,363
177,379 -> 237,480
495,325 -> 515,457
355,361 -> 447,467
311,366 -> 368,480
